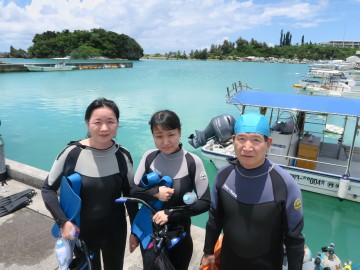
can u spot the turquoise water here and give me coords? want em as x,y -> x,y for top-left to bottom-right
1,59 -> 359,263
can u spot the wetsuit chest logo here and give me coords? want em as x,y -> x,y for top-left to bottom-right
223,183 -> 237,199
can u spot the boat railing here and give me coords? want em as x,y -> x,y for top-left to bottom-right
297,156 -> 347,169
226,80 -> 261,99
267,153 -> 350,174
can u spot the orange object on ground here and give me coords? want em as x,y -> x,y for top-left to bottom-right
200,234 -> 223,270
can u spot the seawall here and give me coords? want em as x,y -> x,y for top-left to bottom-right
0,61 -> 133,72
5,158 -> 48,189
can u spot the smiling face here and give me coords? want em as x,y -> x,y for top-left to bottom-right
152,125 -> 181,154
233,132 -> 272,169
86,106 -> 118,149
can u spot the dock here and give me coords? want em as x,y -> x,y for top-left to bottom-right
0,61 -> 133,73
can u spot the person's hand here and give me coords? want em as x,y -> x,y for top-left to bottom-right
129,233 -> 139,253
199,254 -> 215,270
61,221 -> 79,240
156,186 -> 174,202
152,210 -> 169,226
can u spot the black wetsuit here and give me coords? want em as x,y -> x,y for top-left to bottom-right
204,159 -> 305,270
130,147 -> 211,270
41,141 -> 138,270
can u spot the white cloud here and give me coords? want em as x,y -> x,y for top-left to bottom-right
0,0 -> 358,54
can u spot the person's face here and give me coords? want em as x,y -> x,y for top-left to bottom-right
86,106 -> 118,148
232,133 -> 272,169
152,125 -> 181,154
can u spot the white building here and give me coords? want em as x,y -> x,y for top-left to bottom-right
321,41 -> 360,48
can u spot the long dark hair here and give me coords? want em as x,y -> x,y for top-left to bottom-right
85,98 -> 120,122
149,110 -> 181,133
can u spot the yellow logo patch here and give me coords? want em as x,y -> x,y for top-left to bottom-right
294,198 -> 302,211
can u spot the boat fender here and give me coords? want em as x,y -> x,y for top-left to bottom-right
338,174 -> 350,201
321,85 -> 329,90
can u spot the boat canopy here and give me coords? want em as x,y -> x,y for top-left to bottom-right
228,90 -> 360,117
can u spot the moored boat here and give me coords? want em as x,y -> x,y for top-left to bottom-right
24,61 -> 76,72
294,67 -> 360,98
188,81 -> 360,203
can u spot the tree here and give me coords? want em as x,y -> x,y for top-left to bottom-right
220,40 -> 234,54
9,46 -> 27,58
284,31 -> 292,46
192,48 -> 208,60
71,45 -> 102,59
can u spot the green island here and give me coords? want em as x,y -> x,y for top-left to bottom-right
1,28 -> 144,60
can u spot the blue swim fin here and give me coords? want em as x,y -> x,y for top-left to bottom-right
132,173 -> 173,249
131,198 -> 165,249
52,173 -> 82,238
131,205 -> 153,249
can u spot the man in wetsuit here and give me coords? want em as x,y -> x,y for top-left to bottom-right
200,113 -> 304,270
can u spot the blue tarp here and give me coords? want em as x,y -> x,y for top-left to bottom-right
228,90 -> 360,117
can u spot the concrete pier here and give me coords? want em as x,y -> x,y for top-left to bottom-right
0,159 -> 205,270
0,61 -> 133,72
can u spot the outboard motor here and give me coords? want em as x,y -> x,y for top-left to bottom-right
188,114 -> 236,148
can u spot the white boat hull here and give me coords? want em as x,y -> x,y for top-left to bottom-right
201,142 -> 360,203
24,64 -> 76,72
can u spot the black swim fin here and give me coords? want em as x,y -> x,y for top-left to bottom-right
0,189 -> 36,217
0,188 -> 35,207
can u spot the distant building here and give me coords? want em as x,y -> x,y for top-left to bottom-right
321,41 -> 360,48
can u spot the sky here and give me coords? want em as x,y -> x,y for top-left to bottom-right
0,0 -> 360,54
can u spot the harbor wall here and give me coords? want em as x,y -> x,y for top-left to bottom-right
0,61 -> 133,72
0,64 -> 28,72
4,158 -> 47,189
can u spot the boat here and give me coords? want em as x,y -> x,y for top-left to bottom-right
24,61 -> 76,72
308,60 -> 356,71
307,69 -> 348,79
294,67 -> 360,98
298,81 -> 360,99
188,81 -> 360,203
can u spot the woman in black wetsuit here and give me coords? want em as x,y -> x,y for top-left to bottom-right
130,109 -> 211,270
41,98 -> 138,270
